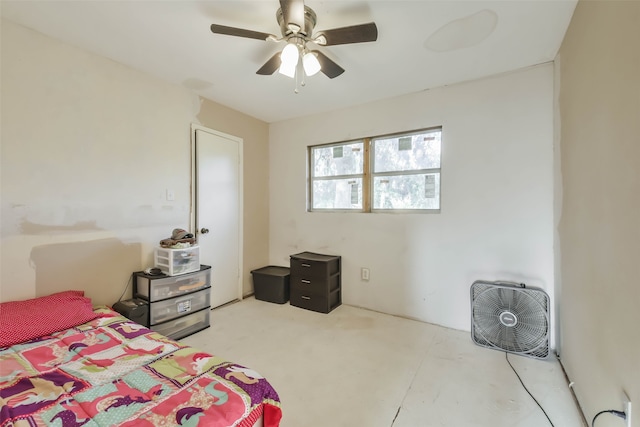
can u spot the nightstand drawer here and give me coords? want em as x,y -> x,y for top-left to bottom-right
150,308 -> 210,340
290,288 -> 328,313
290,274 -> 339,294
290,288 -> 341,314
149,288 -> 211,325
290,252 -> 340,278
134,266 -> 211,302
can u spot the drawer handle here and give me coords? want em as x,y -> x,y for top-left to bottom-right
301,296 -> 311,300
301,263 -> 311,268
301,279 -> 311,284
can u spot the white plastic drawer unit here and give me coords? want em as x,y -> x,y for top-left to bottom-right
150,309 -> 210,340
135,266 -> 211,302
149,288 -> 211,325
155,245 -> 200,276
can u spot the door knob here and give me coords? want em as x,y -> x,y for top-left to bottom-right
200,228 -> 210,234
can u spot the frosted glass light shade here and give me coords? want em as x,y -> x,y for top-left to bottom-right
303,52 -> 321,76
279,61 -> 296,78
281,43 -> 299,65
278,43 -> 299,78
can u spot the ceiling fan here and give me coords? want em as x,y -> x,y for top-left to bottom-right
210,0 -> 378,81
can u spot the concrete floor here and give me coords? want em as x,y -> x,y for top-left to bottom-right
180,297 -> 586,427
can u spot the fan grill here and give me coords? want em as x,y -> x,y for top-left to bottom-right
471,281 -> 550,359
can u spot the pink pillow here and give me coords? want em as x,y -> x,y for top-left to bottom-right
0,290 -> 100,347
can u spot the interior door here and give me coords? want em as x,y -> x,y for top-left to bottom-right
193,126 -> 243,308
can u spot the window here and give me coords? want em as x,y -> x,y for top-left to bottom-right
310,141 -> 364,210
309,127 -> 441,212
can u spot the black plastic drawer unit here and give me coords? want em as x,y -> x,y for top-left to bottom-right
289,252 -> 341,314
133,265 -> 211,339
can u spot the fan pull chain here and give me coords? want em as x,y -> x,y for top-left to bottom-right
294,60 -> 303,94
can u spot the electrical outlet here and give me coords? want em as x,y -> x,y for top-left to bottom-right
361,268 -> 370,281
623,392 -> 632,427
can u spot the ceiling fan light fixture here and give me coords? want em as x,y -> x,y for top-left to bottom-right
278,42 -> 299,78
278,61 -> 297,78
210,0 -> 379,83
302,51 -> 321,76
280,42 -> 299,66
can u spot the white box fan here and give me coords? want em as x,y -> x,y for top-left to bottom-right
470,280 -> 550,359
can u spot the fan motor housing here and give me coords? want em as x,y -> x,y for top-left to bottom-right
276,5 -> 317,37
499,310 -> 517,327
470,280 -> 550,359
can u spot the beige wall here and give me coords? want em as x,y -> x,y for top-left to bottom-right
270,65 -> 556,337
557,1 -> 639,424
0,20 -> 269,305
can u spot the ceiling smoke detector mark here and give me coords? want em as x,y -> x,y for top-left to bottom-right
424,9 -> 498,52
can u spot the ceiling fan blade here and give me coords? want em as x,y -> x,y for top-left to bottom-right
315,22 -> 378,46
312,50 -> 345,79
279,0 -> 305,34
210,24 -> 274,41
256,53 -> 282,75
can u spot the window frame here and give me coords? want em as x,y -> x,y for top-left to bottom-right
308,127 -> 442,213
308,139 -> 366,212
370,128 -> 442,213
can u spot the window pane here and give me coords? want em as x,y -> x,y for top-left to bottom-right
373,130 -> 441,173
313,142 -> 364,177
373,173 -> 440,210
312,178 -> 363,209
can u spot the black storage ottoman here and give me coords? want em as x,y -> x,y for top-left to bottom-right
250,266 -> 290,304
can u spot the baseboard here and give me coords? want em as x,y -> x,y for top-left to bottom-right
557,355 -> 589,427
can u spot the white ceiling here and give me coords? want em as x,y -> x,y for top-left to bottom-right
1,0 -> 577,123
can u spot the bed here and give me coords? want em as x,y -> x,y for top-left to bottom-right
0,291 -> 282,427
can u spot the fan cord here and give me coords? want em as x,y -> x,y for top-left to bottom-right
116,274 -> 133,303
505,352 -> 555,426
591,409 -> 626,426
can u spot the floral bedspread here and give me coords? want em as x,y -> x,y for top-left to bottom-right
0,307 -> 281,427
